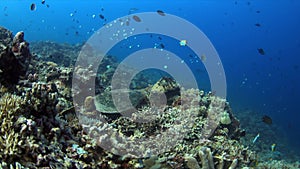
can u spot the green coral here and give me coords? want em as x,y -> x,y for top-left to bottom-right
220,111 -> 231,125
0,94 -> 24,163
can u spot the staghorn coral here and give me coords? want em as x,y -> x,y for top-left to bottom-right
198,147 -> 215,169
0,94 -> 25,163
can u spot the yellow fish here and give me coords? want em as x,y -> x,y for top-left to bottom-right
271,143 -> 276,151
201,54 -> 206,62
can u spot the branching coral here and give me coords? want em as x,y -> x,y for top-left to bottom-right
0,94 -> 24,162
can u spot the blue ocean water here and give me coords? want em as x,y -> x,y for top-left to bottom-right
1,0 -> 300,158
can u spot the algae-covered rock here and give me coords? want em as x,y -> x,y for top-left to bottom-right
94,76 -> 180,113
0,26 -> 13,46
95,88 -> 147,113
0,27 -> 31,87
185,155 -> 200,169
149,77 -> 180,105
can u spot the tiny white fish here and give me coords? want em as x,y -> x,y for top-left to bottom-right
252,133 -> 260,143
179,40 -> 187,46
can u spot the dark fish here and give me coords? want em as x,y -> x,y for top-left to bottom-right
200,54 -> 207,62
157,10 -> 165,16
41,0 -> 45,4
30,3 -> 36,11
262,115 -> 272,125
99,14 -> 104,19
257,48 -> 265,55
46,4 -> 49,8
255,23 -> 261,27
132,15 -> 141,22
256,10 -> 261,13
160,43 -> 165,48
240,130 -> 246,137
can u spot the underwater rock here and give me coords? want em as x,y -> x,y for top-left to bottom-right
149,77 -> 180,106
143,156 -> 161,169
95,88 -> 147,113
84,96 -> 96,112
12,31 -> 31,59
185,155 -> 200,169
0,26 -> 13,46
0,28 -> 31,87
94,76 -> 180,113
0,43 -> 23,86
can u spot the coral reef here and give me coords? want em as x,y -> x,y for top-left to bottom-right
257,160 -> 300,169
237,109 -> 300,163
30,41 -> 82,67
83,87 -> 257,168
0,28 -> 299,168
